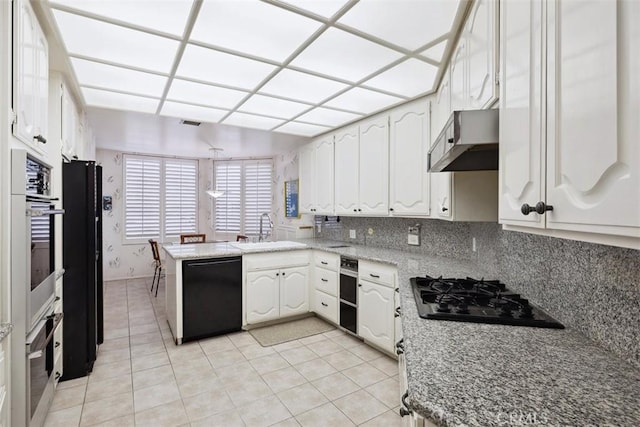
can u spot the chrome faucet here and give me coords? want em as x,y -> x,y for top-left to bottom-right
259,213 -> 274,242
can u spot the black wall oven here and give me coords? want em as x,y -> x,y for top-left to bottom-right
339,257 -> 358,335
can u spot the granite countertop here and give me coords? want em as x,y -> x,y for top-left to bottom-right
162,241 -> 308,259
295,238 -> 640,427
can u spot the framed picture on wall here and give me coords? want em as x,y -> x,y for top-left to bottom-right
285,179 -> 299,218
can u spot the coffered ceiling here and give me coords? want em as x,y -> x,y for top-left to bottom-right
45,0 -> 466,137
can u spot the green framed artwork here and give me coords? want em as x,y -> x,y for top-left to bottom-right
285,179 -> 300,218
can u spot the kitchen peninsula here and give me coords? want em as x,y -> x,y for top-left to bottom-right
163,239 -> 640,427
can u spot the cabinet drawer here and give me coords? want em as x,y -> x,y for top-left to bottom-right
359,260 -> 396,288
314,266 -> 338,296
245,250 -> 309,271
313,290 -> 338,324
314,251 -> 340,271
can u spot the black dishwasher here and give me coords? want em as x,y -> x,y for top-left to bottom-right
182,256 -> 242,342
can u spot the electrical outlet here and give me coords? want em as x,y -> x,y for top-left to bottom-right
316,223 -> 321,233
349,229 -> 356,239
408,224 -> 421,246
368,228 -> 374,236
472,237 -> 477,252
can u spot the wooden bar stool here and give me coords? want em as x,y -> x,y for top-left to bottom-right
148,239 -> 163,297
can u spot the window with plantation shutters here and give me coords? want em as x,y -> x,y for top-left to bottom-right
244,161 -> 273,235
164,159 -> 197,238
213,159 -> 273,236
124,156 -> 161,240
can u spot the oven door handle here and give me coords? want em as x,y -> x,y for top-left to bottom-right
26,208 -> 65,217
26,313 -> 63,357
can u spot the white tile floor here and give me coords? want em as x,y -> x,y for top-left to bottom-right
44,277 -> 402,427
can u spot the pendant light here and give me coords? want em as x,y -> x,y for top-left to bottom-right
206,147 -> 224,199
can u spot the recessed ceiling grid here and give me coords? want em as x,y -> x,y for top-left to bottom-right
47,0 -> 466,137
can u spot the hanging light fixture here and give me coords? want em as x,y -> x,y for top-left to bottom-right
206,147 -> 224,199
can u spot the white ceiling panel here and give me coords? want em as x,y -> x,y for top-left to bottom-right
238,94 -> 311,120
70,58 -> 168,97
191,0 -> 322,62
177,44 -> 278,90
290,27 -> 402,83
50,0 -> 193,36
82,87 -> 159,114
259,69 -> 348,104
324,87 -> 403,114
338,0 -> 460,51
278,0 -> 351,18
420,39 -> 449,63
52,10 -> 180,73
296,107 -> 362,127
222,112 -> 285,130
274,121 -> 330,137
167,79 -> 248,110
363,59 -> 439,97
160,101 -> 228,123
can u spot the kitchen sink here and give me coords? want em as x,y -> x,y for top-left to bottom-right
229,241 -> 308,250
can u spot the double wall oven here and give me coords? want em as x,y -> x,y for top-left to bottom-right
339,257 -> 358,335
11,150 -> 64,427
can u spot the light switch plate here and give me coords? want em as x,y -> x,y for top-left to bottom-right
408,234 -> 419,246
349,229 -> 356,239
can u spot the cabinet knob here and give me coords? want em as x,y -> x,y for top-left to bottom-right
521,201 -> 554,216
276,273 -> 279,276
358,284 -> 362,287
33,135 -> 47,144
358,209 -> 362,212
55,341 -> 60,348
55,372 -> 61,380
321,302 -> 328,307
400,391 -> 412,417
441,207 -> 448,212
447,138 -> 454,144
321,278 -> 328,282
389,208 -> 394,211
353,209 -> 357,212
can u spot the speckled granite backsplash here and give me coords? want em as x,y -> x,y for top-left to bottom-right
316,216 -> 640,368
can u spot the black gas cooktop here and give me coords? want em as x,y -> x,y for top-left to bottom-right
411,276 -> 564,329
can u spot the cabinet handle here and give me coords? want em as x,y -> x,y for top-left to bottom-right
389,208 -> 394,211
276,273 -> 279,276
55,372 -> 61,380
55,341 -> 60,348
400,391 -> 412,417
395,287 -> 400,293
395,338 -> 404,355
441,207 -> 448,212
358,283 -> 362,287
394,307 -> 401,318
282,272 -> 285,276
321,278 -> 328,282
521,202 -> 553,216
353,209 -> 357,212
369,273 -> 380,278
321,302 -> 328,307
34,135 -> 47,144
447,138 -> 454,144
54,296 -> 61,302
321,261 -> 328,265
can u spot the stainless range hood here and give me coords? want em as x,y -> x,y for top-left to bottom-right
428,109 -> 499,172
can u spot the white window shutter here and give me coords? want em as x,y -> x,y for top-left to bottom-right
124,156 -> 161,240
244,160 -> 273,236
164,159 -> 198,238
214,162 -> 242,233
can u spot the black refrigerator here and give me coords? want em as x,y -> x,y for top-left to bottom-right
62,160 -> 104,380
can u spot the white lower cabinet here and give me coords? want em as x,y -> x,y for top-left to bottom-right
313,289 -> 338,324
246,266 -> 309,324
246,270 -> 280,324
358,279 -> 395,354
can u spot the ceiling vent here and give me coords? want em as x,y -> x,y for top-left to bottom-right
180,119 -> 201,126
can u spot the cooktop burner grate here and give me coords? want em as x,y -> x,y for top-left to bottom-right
410,276 -> 564,329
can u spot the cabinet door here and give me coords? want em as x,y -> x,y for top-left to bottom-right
389,101 -> 431,216
314,136 -> 334,214
358,280 -> 394,354
334,126 -> 359,215
13,0 -> 37,144
431,69 -> 451,143
466,0 -> 498,110
246,270 -> 279,324
431,172 -> 452,219
299,143 -> 315,213
62,85 -> 77,158
499,0 -> 545,228
280,266 -> 309,317
450,39 -> 467,111
359,116 -> 389,215
545,0 -> 639,237
34,22 -> 48,143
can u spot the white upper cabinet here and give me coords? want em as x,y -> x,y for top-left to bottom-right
500,0 -> 639,246
358,116 -> 389,215
313,136 -> 335,214
299,143 -> 315,214
499,0 -> 545,228
465,0 -> 499,110
299,135 -> 335,215
61,84 -> 78,159
13,0 -> 48,152
450,38 -> 467,112
334,126 -> 359,215
389,100 -> 431,216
